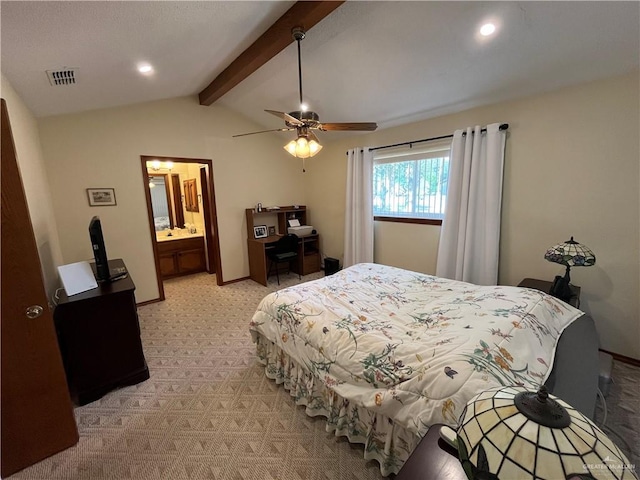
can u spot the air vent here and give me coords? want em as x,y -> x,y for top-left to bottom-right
46,68 -> 77,86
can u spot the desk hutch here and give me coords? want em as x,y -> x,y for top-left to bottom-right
246,205 -> 320,286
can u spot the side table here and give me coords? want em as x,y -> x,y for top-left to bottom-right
518,277 -> 581,308
395,424 -> 466,480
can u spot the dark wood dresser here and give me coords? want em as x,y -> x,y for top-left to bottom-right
53,259 -> 149,405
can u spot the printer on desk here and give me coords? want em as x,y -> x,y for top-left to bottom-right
287,218 -> 314,237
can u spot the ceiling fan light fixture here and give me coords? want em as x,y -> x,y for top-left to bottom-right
284,135 -> 322,159
284,139 -> 298,156
308,139 -> 322,156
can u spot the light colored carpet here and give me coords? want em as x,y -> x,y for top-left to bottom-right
11,271 -> 640,479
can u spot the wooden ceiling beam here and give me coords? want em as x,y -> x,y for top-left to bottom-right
198,1 -> 344,106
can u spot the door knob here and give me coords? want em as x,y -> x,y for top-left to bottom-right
26,305 -> 44,319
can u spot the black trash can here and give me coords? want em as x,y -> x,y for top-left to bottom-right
324,257 -> 340,276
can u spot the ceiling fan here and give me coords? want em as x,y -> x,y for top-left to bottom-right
233,27 -> 377,169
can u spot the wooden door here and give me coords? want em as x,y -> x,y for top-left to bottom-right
1,99 -> 79,476
171,174 -> 185,228
184,178 -> 199,212
199,166 -> 215,273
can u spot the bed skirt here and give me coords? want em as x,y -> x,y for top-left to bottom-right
252,332 -> 421,476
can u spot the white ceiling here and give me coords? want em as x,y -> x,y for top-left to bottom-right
2,1 -> 638,133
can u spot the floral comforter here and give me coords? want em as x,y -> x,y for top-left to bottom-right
249,262 -> 582,443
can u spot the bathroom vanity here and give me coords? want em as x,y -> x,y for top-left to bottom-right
157,233 -> 206,279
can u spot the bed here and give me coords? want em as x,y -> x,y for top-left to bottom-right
249,263 -> 599,476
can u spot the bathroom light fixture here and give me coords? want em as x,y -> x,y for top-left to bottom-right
146,160 -> 173,172
138,64 -> 154,74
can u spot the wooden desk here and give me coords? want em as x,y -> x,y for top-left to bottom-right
248,235 -> 281,286
245,206 -> 320,286
247,234 -> 320,286
54,259 -> 149,405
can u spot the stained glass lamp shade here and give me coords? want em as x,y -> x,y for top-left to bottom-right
456,386 -> 636,480
544,237 -> 596,300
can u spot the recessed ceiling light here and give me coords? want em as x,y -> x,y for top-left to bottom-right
480,23 -> 496,36
138,64 -> 153,74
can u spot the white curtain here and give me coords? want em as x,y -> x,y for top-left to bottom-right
436,123 -> 507,285
344,148 -> 374,267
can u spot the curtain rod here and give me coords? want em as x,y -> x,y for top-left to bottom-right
364,123 -> 509,153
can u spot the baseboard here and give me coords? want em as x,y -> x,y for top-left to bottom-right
137,297 -> 163,307
222,276 -> 250,286
599,348 -> 640,367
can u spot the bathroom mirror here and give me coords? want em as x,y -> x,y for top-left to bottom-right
149,174 -> 174,231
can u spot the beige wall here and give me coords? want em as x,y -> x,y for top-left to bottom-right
373,222 -> 440,274
304,71 -> 640,359
5,69 -> 638,359
1,74 -> 64,301
37,95 -> 306,303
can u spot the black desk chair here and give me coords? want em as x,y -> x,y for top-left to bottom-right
267,234 -> 300,285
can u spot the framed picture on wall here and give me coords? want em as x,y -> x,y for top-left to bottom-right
86,188 -> 117,206
253,225 -> 268,239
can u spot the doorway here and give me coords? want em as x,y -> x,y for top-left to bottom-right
140,156 -> 223,301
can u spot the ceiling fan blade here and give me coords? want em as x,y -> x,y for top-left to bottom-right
233,128 -> 293,138
319,122 -> 378,132
265,109 -> 304,126
308,130 -> 321,144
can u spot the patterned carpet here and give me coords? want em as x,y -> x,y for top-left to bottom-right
594,361 -> 640,469
11,272 -> 640,479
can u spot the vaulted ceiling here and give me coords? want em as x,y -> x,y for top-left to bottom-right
2,1 -> 638,133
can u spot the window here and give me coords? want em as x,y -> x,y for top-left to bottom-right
373,141 -> 451,223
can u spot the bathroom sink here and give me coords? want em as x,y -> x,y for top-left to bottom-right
156,231 -> 203,242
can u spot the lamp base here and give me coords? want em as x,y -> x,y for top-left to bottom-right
549,275 -> 573,302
